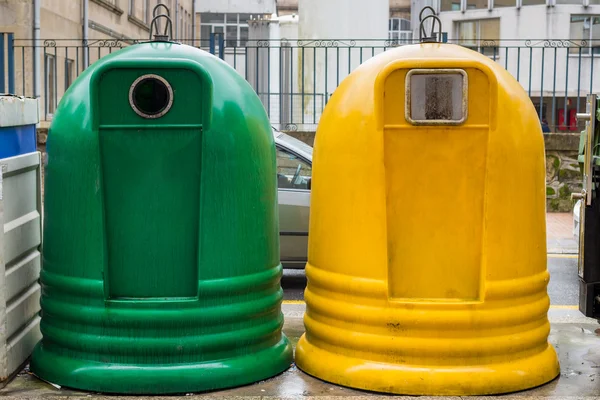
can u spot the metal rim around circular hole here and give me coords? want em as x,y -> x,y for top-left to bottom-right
129,74 -> 174,119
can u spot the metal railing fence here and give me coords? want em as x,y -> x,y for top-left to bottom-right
2,35 -> 599,132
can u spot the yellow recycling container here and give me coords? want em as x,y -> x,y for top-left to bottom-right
295,43 -> 560,395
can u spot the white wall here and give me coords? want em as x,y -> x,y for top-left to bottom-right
273,15 -> 301,127
246,15 -> 302,129
295,0 -> 390,129
196,0 -> 275,14
298,0 -> 390,39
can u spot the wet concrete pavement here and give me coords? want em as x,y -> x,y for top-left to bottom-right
3,255 -> 600,399
546,213 -> 578,254
281,269 -> 307,301
3,311 -> 600,399
547,255 -> 580,306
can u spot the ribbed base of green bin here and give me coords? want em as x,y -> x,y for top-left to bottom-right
30,336 -> 292,394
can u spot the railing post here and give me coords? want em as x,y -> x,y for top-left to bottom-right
64,48 -> 69,92
218,33 -> 224,60
8,33 -> 15,94
0,33 -> 5,93
209,33 -> 215,55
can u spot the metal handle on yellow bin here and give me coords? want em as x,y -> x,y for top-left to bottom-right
419,7 -> 443,43
572,190 -> 587,201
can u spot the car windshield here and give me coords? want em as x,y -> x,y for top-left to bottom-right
276,132 -> 313,157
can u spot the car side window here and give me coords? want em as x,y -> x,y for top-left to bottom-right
276,146 -> 312,190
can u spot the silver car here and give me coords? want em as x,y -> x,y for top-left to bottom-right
273,128 -> 312,269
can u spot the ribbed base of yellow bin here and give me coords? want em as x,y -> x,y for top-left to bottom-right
296,335 -> 560,396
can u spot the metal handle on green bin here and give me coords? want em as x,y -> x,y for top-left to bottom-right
153,3 -> 170,18
149,4 -> 173,41
149,15 -> 174,42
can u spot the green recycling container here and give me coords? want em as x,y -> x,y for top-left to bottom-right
30,42 -> 292,394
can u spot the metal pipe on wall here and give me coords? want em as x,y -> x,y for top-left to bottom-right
33,0 -> 41,100
175,0 -> 179,40
83,0 -> 89,68
192,0 -> 196,42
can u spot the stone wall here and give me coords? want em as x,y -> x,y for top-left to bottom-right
544,133 -> 582,213
285,131 -> 583,213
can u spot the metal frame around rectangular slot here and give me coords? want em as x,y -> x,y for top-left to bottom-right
405,68 -> 469,126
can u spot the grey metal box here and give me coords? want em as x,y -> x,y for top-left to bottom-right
0,152 -> 42,385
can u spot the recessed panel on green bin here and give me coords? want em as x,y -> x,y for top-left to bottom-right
30,42 -> 292,394
98,68 -> 203,300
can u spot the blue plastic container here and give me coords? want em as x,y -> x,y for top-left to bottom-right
0,96 -> 39,158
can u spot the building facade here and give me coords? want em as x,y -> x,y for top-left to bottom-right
275,0 -> 410,20
1,0 -> 194,121
197,0 -> 412,45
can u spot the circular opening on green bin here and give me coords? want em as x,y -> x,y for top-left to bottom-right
129,74 -> 173,119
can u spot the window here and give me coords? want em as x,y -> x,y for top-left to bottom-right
521,0 -> 546,5
557,0 -> 583,4
440,0 -> 462,11
201,25 -> 211,41
240,26 -> 249,46
129,0 -> 150,21
185,10 -> 190,40
65,59 -> 74,90
457,19 -> 500,57
239,14 -> 252,23
202,13 -> 225,23
388,18 -> 413,44
142,0 -> 149,23
570,15 -> 600,54
226,26 -> 237,47
467,0 -> 488,9
494,0 -> 515,7
45,54 -> 56,115
276,147 -> 312,190
200,13 -> 251,47
179,6 -> 183,39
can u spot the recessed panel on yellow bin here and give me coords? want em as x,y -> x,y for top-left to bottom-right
295,43 -> 560,396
